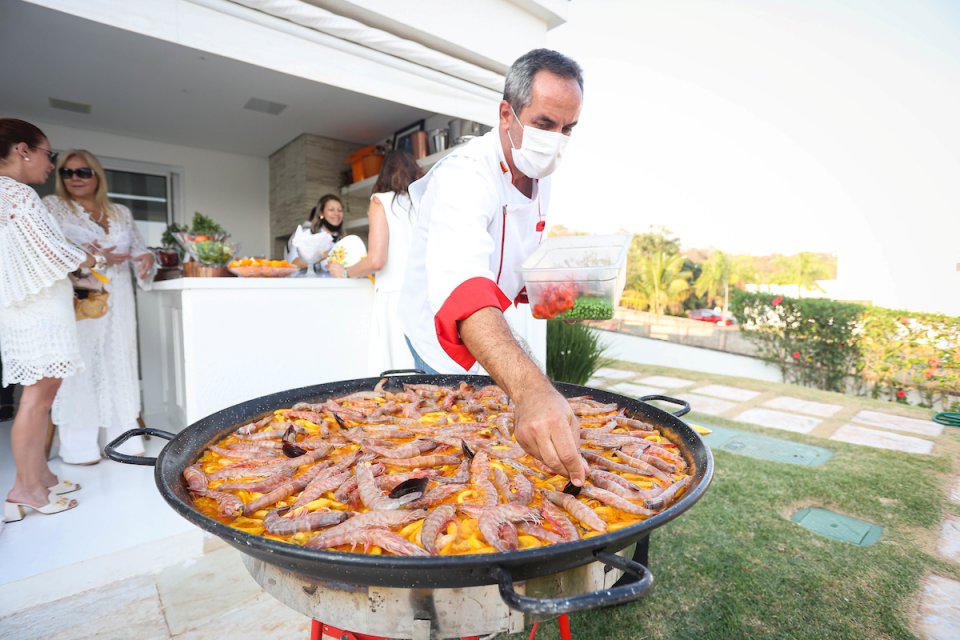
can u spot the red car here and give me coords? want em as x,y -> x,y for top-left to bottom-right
688,309 -> 736,326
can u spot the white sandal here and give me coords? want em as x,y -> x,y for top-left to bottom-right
4,493 -> 78,522
49,479 -> 81,495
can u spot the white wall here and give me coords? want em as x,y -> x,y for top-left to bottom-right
28,118 -> 270,256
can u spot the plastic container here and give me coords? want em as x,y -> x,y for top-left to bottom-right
520,234 -> 631,320
345,145 -> 384,183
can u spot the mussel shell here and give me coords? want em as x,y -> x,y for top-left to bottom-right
388,476 -> 430,499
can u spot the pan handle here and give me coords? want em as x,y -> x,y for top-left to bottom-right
639,394 -> 690,418
104,428 -> 175,466
378,369 -> 427,376
490,550 -> 653,615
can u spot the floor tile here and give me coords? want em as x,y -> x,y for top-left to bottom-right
829,424 -> 934,455
157,546 -> 263,635
851,410 -> 943,437
673,393 -> 737,415
762,396 -> 842,417
733,408 -> 821,434
0,574 -> 168,640
636,375 -> 696,389
174,590 -> 311,640
938,516 -> 960,563
951,477 -> 960,504
593,367 -> 637,380
609,382 -> 664,398
693,384 -> 761,402
916,575 -> 960,640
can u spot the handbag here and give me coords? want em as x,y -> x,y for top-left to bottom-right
70,272 -> 110,321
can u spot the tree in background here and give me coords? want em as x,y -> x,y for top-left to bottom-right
694,250 -> 731,308
625,249 -> 692,314
772,252 -> 834,295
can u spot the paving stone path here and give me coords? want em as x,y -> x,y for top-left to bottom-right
588,363 -> 960,640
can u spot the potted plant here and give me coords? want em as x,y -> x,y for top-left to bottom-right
157,222 -> 187,268
176,213 -> 238,277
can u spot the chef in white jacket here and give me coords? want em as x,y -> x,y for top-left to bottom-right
400,49 -> 588,485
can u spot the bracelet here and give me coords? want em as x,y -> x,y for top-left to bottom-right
93,254 -> 107,272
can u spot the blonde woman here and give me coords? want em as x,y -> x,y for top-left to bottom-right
1,119 -> 100,522
44,150 -> 155,464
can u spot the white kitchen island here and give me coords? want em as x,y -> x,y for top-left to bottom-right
136,277 -> 546,431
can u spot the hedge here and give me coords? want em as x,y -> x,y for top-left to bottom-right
730,291 -> 960,407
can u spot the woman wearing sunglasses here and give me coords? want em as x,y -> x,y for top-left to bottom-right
1,118 -> 101,522
43,150 -> 155,465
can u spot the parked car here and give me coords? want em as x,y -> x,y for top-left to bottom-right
688,309 -> 737,326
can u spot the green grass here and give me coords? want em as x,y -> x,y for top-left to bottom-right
507,362 -> 960,640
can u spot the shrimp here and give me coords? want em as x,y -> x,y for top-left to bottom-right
215,467 -> 295,492
183,465 -> 243,517
470,450 -> 499,506
263,507 -> 350,535
377,454 -> 460,468
509,470 -> 534,505
305,510 -> 425,548
614,415 -> 657,431
589,469 -> 664,500
543,490 -> 607,533
242,463 -> 326,515
403,484 -> 466,510
317,528 -> 430,556
364,438 -> 438,459
434,458 -> 470,484
579,486 -> 658,517
293,468 -> 351,507
644,476 -> 690,510
356,463 -> 423,510
420,504 -> 457,554
540,500 -> 579,542
476,505 -> 541,552
612,449 -> 673,482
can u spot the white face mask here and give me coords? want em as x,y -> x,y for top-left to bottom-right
507,106 -> 569,179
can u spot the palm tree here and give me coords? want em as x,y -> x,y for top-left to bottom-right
777,252 -> 830,296
628,249 -> 692,314
695,251 -> 730,308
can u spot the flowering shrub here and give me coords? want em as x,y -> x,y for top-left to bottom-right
730,292 -> 862,392
730,292 -> 960,405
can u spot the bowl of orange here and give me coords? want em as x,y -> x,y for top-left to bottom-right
227,258 -> 300,278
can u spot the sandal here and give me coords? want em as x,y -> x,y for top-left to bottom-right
4,493 -> 78,522
49,479 -> 81,495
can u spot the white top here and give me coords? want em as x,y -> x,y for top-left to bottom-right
370,190 -> 414,293
0,177 -> 86,308
399,130 -> 549,373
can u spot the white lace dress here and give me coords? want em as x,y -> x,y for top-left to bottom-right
44,196 -> 155,462
0,177 -> 86,387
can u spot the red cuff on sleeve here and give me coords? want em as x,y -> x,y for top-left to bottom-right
435,277 -> 512,370
514,287 -> 529,306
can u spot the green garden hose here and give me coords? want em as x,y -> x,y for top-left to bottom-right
932,412 -> 960,427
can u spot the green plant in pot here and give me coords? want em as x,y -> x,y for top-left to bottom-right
546,320 -> 613,385
175,213 -> 238,267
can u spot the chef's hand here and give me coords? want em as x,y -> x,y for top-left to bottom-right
327,262 -> 346,278
513,383 -> 588,486
134,252 -> 154,279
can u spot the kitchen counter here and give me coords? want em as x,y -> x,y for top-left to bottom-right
136,276 -> 375,430
136,275 -> 546,431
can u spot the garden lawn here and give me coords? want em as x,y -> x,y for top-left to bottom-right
508,366 -> 960,640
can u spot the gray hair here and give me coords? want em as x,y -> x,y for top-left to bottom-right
503,48 -> 584,113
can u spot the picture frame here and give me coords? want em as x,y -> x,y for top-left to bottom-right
392,119 -> 426,154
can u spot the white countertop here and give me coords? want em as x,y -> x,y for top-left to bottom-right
149,276 -> 373,290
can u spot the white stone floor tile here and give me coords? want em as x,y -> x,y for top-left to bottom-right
762,396 -> 843,417
636,375 -> 696,389
851,410 -> 943,437
609,382 -> 664,398
586,377 -> 607,388
593,367 -> 637,380
0,574 -> 168,640
693,384 -> 761,402
829,424 -> 934,455
674,393 -> 738,416
917,575 -> 960,640
733,408 -> 821,434
173,590 -> 311,640
938,516 -> 960,563
951,477 -> 960,504
158,546 -> 263,635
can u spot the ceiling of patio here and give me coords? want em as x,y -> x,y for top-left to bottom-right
0,1 -> 435,157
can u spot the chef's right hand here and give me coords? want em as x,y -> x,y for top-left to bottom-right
513,385 -> 588,486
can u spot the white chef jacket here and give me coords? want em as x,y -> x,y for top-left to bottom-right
399,130 -> 549,373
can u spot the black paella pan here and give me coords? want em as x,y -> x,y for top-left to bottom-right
107,373 -> 713,614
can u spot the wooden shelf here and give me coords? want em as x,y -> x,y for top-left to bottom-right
340,145 -> 457,200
